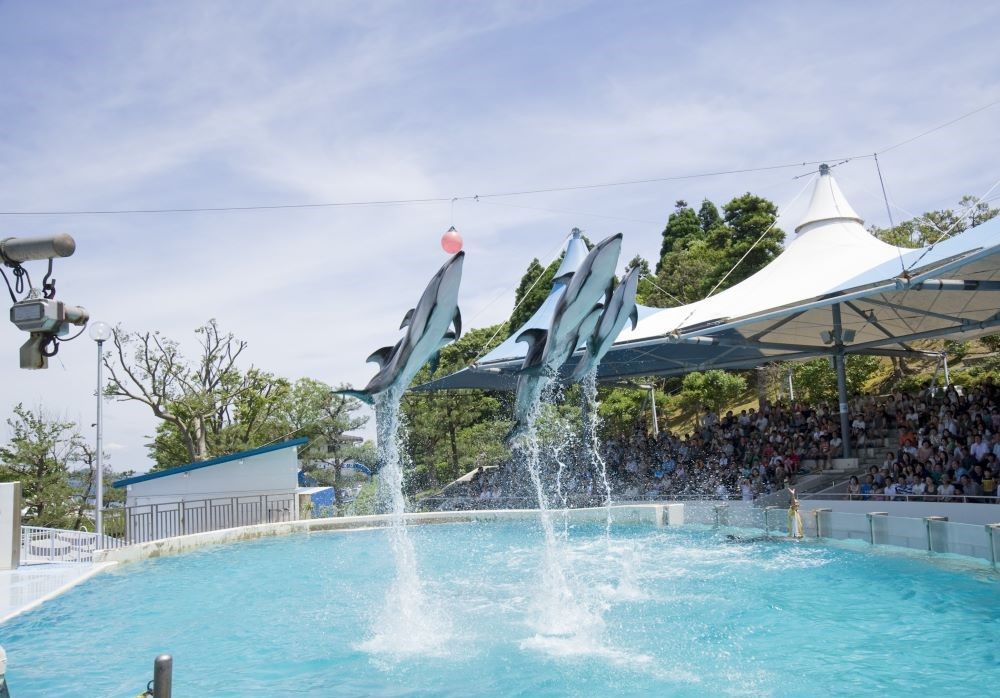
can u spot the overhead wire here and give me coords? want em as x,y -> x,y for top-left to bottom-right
0,97 -> 994,220
876,97 -> 1000,155
0,157 -> 869,217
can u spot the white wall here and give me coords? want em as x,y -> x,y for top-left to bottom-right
0,482 -> 21,571
124,447 -> 299,507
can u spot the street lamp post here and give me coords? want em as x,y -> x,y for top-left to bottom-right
88,321 -> 112,544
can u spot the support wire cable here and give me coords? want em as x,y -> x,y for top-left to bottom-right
903,174 -> 1000,274
873,152 -> 907,276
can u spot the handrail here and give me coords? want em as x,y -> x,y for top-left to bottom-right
798,493 -> 1000,503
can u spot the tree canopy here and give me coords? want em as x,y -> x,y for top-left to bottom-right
643,193 -> 784,307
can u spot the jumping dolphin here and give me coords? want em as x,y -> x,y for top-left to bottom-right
506,234 -> 623,442
570,264 -> 640,381
337,252 -> 464,404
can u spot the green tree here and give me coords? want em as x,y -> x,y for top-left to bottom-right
402,324 -> 510,491
961,194 -> 1000,227
714,193 -> 785,290
791,355 -> 881,404
679,370 -> 747,413
0,405 -> 86,528
656,200 -> 702,272
596,385 -> 670,439
290,378 -> 372,513
645,238 -> 724,305
646,193 -> 783,307
697,199 -> 723,234
105,320 -> 303,468
510,257 -> 562,330
869,194 -> 998,248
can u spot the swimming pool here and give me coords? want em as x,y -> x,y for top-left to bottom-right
2,520 -> 998,697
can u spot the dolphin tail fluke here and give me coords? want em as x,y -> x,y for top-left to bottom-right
570,355 -> 593,382
333,389 -> 374,405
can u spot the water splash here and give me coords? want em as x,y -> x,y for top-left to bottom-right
361,389 -> 450,657
515,371 -> 609,652
581,369 -> 613,534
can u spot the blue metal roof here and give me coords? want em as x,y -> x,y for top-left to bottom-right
113,437 -> 309,488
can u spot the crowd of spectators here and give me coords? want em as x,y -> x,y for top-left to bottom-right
598,378 -> 1000,502
428,378 -> 1000,508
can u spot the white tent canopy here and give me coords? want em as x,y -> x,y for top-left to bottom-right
417,167 -> 1000,392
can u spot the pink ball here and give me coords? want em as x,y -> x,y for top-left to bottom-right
441,226 -> 463,254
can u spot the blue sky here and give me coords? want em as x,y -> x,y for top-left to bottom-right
1,1 -> 998,471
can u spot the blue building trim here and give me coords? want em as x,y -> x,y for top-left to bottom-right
113,437 -> 309,488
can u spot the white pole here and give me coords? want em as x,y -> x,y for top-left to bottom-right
95,338 -> 104,544
649,386 -> 659,436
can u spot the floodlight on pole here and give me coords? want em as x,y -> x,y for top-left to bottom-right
88,321 -> 111,544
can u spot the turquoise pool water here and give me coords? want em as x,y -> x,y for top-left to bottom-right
2,521 -> 998,697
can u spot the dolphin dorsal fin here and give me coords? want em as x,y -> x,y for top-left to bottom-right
366,345 -> 395,367
629,305 -> 639,330
515,327 -> 547,349
516,328 -> 548,372
452,307 -> 462,339
551,271 -> 574,288
399,308 -> 415,330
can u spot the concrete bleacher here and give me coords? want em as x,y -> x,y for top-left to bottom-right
795,429 -> 899,495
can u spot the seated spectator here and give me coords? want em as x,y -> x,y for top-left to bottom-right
860,476 -> 874,500
939,477 -> 956,501
982,468 -> 996,499
847,475 -> 861,499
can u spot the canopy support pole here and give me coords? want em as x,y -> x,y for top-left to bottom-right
831,304 -> 852,459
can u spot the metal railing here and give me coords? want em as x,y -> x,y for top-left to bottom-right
20,526 -> 102,563
799,492 -> 1000,504
124,493 -> 296,544
416,493 -> 741,511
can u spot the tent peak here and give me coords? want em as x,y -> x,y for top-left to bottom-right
554,228 -> 589,280
794,167 -> 864,234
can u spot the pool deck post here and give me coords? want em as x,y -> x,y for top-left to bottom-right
654,504 -> 684,527
813,508 -> 832,538
987,523 -> 1000,570
866,512 -> 888,545
924,516 -> 948,553
153,654 -> 172,698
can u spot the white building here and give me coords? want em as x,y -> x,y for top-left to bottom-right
112,438 -> 317,541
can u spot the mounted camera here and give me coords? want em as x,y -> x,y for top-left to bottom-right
2,233 -> 88,369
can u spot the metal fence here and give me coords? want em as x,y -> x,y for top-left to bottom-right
123,493 -> 297,544
799,492 -> 1000,504
416,493 -> 733,511
20,526 -> 102,563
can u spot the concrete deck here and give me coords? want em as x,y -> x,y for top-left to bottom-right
0,562 -> 116,624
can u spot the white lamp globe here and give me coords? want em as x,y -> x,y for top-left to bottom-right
88,321 -> 112,342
